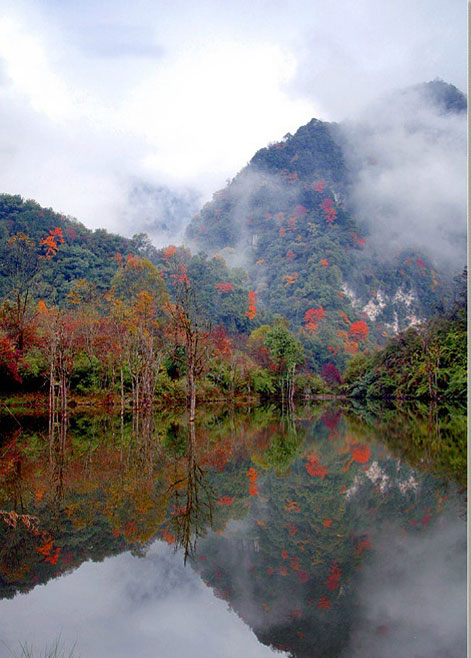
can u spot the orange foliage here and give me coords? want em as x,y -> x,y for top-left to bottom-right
45,547 -> 61,565
40,227 -> 64,259
321,198 -> 337,225
304,307 -> 326,333
351,443 -> 371,463
323,519 -> 332,527
215,282 -> 233,293
171,263 -> 190,285
305,452 -> 328,479
353,233 -> 366,246
284,499 -> 301,513
37,299 -> 48,314
245,291 -> 257,320
344,340 -> 359,354
349,320 -> 368,340
247,466 -> 259,495
216,495 -> 234,506
320,258 -> 328,266
162,528 -> 176,545
282,273 -> 298,286
281,549 -> 288,560
163,245 -> 177,261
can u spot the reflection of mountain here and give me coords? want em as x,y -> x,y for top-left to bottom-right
0,404 -> 464,658
189,410 -> 458,657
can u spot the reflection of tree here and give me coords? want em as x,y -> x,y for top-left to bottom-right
166,422 -> 215,563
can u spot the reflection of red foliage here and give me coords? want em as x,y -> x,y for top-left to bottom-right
317,596 -> 331,610
321,409 -> 341,430
326,562 -> 341,590
162,528 -> 176,545
247,466 -> 259,495
216,495 -> 234,506
45,547 -> 61,565
305,452 -> 328,479
351,443 -> 371,463
356,538 -> 371,553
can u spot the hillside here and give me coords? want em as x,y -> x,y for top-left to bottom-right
0,81 -> 466,377
185,81 -> 466,369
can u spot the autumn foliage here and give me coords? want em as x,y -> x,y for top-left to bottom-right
321,198 -> 337,225
246,291 -> 257,320
304,307 -> 326,333
247,467 -> 259,496
349,320 -> 368,341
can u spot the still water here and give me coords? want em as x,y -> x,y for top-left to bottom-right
0,403 -> 466,657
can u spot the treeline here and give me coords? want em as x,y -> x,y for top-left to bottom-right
343,272 -> 467,402
0,230 -> 336,410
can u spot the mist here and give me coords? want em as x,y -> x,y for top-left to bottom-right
337,83 -> 467,271
0,541 -> 288,658
341,515 -> 466,658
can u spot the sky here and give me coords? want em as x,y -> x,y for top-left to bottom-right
0,0 -> 466,239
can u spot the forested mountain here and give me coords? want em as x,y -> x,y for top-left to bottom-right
0,80 -> 466,379
185,80 -> 466,368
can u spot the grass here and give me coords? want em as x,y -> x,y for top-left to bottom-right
2,638 -> 78,658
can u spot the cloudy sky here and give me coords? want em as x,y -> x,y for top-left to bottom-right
0,0 -> 466,237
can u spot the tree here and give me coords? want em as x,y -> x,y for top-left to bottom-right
264,320 -> 304,406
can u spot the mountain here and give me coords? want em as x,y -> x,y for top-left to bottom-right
0,81 -> 465,374
184,80 -> 466,368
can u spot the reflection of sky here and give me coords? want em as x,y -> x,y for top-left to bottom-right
0,541 -> 287,658
340,516 -> 466,658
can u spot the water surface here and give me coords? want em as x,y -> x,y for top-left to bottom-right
0,403 -> 466,657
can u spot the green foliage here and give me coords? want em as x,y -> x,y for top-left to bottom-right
344,307 -> 467,402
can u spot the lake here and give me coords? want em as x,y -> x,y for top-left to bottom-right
0,402 -> 466,657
